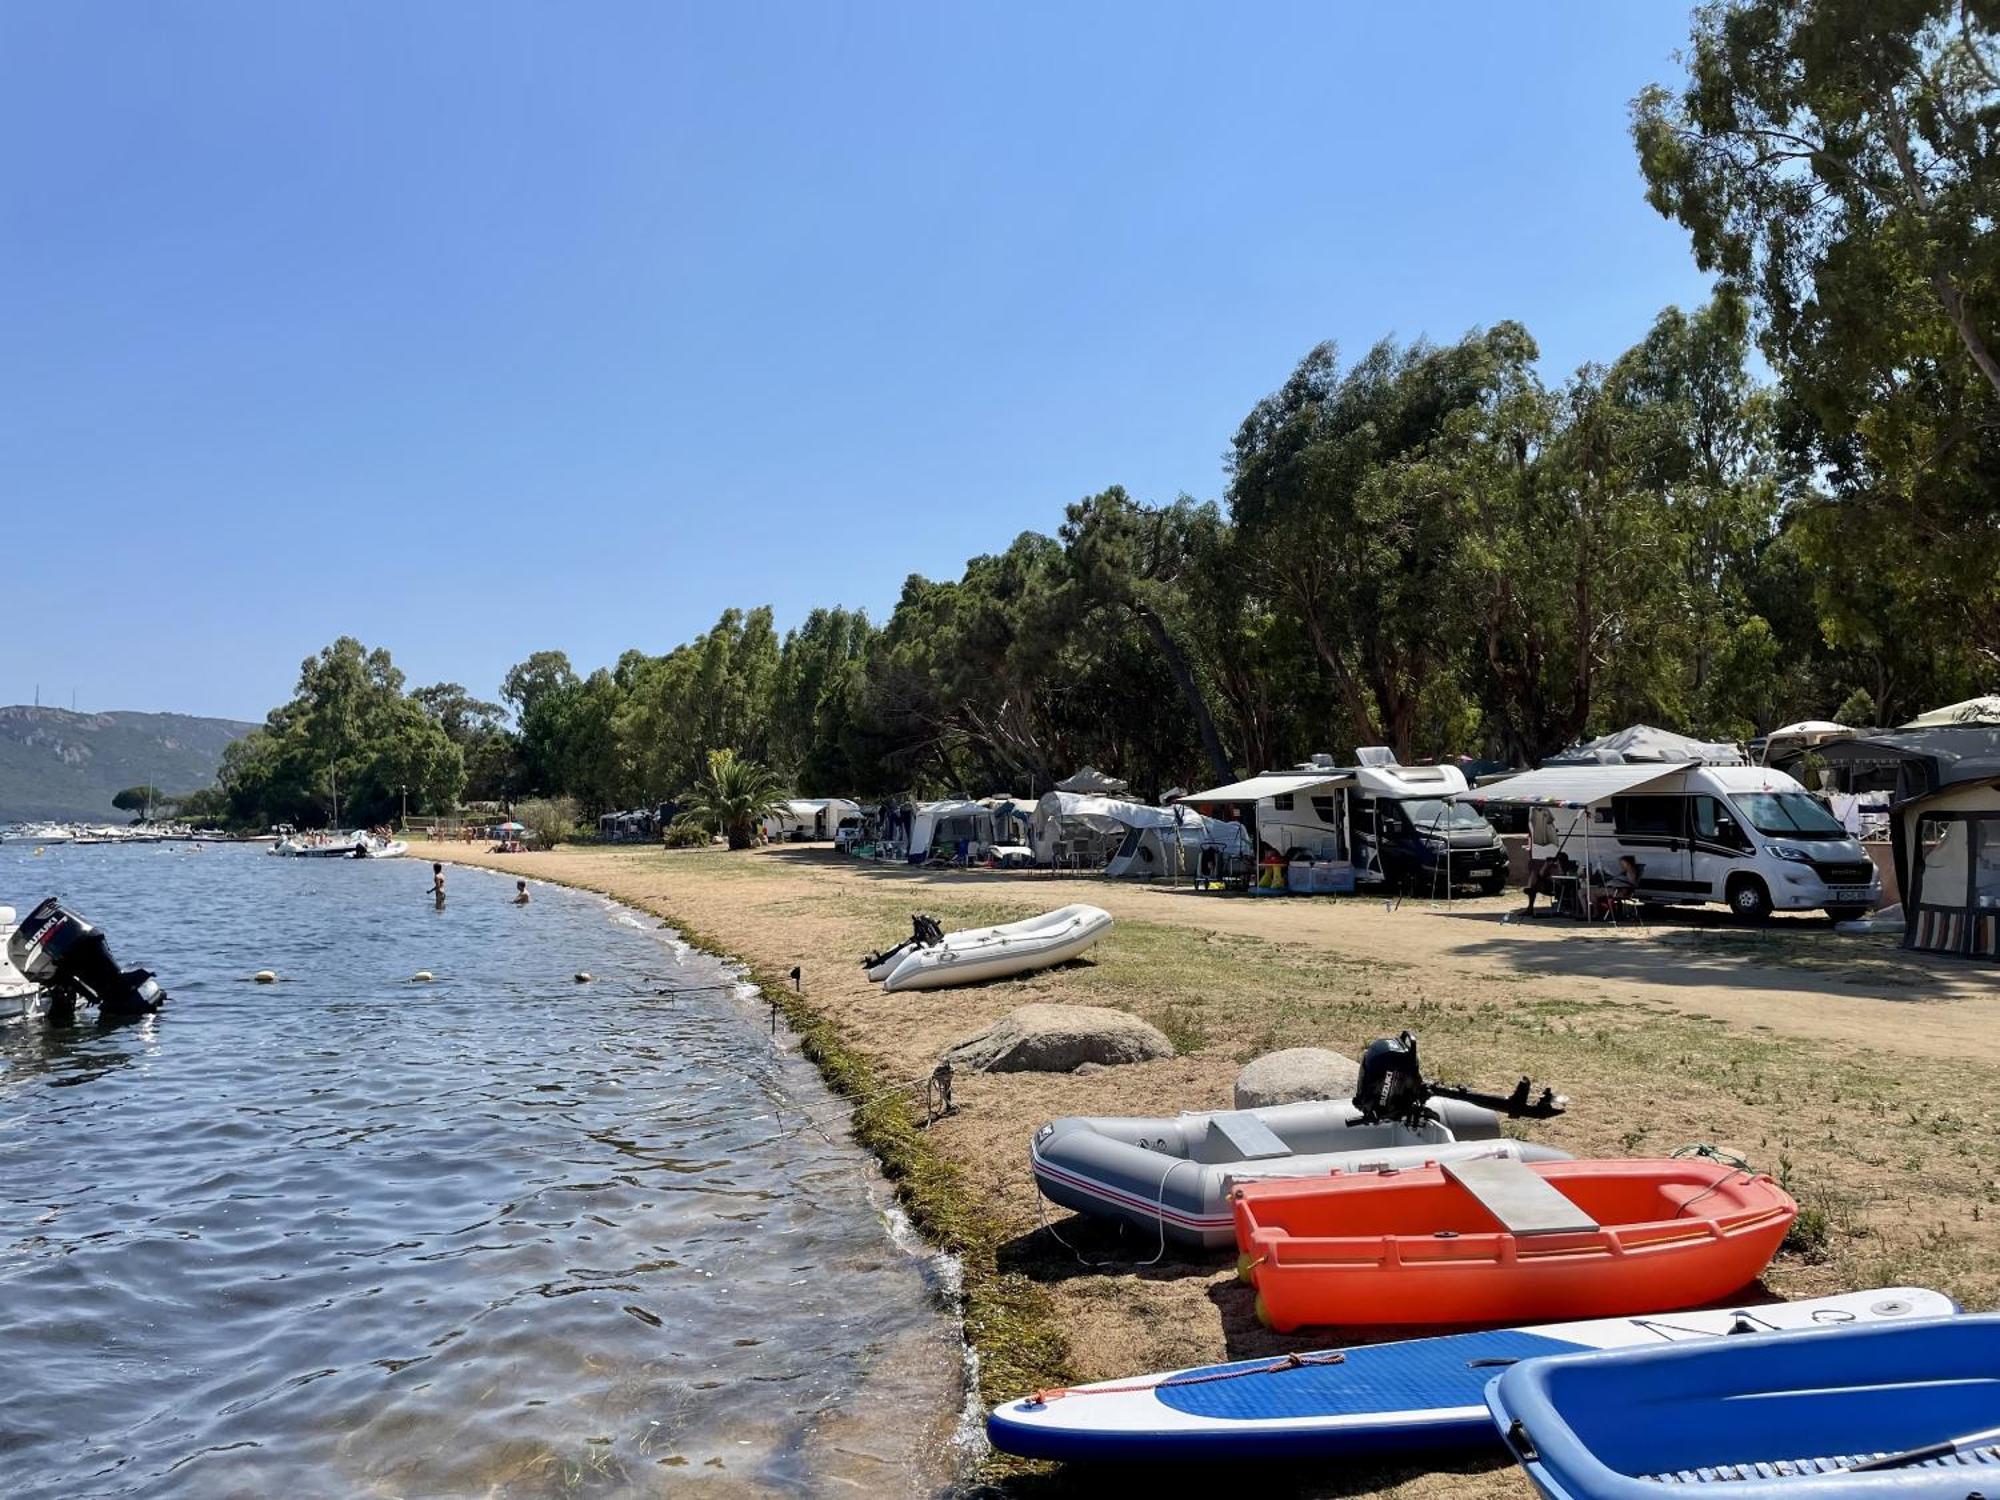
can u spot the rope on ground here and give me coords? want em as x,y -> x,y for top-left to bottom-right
1026,1349 -> 1347,1406
1031,1153 -> 1183,1271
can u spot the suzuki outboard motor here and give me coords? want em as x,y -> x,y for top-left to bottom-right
1351,1029 -> 1565,1131
7,898 -> 166,1025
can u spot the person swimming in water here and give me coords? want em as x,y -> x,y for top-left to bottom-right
513,880 -> 530,905
431,863 -> 446,908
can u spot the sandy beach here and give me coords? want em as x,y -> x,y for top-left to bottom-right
409,839 -> 2000,1496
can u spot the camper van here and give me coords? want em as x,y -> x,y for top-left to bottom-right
1190,753 -> 1509,895
1487,764 -> 1882,921
1345,764 -> 1510,895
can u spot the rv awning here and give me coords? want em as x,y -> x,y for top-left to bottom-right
1457,763 -> 1677,808
1183,772 -> 1348,803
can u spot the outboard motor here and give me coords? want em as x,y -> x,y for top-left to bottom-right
1351,1029 -> 1565,1131
7,898 -> 166,1025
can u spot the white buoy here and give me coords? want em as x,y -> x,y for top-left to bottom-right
574,971 -> 592,984
412,970 -> 434,983
254,970 -> 278,984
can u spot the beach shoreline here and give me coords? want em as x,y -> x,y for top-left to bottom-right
408,839 -> 2000,1497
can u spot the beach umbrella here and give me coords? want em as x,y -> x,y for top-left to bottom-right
498,820 -> 525,832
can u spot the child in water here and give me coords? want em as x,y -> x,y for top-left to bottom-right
431,863 -> 446,907
513,880 -> 530,904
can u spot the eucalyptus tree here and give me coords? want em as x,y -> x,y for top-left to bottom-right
1635,0 -> 2000,695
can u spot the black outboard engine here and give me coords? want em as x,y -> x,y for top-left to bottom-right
8,898 -> 166,1025
1351,1029 -> 1565,1131
1352,1032 -> 1432,1128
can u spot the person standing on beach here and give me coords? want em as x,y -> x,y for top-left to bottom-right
431,863 -> 447,908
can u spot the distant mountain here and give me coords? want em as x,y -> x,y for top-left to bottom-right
0,706 -> 258,822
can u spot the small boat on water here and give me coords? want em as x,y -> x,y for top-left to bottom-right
987,1288 -> 1955,1463
1236,1156 -> 1796,1331
878,903 -> 1111,992
1485,1311 -> 1996,1500
271,832 -> 408,859
1032,1097 -> 1570,1250
0,905 -> 38,1020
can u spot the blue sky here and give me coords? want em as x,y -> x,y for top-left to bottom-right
1,3 -> 1713,722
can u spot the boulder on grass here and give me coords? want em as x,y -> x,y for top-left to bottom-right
1233,1047 -> 1360,1109
942,1004 -> 1175,1074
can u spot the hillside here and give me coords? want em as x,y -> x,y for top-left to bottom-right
0,706 -> 258,822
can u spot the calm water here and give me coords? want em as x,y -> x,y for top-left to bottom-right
0,843 -> 964,1498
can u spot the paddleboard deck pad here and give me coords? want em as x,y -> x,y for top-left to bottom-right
986,1289 -> 1955,1462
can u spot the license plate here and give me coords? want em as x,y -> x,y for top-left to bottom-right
1827,886 -> 1872,902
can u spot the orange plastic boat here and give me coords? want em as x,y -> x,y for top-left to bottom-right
1233,1157 -> 1796,1332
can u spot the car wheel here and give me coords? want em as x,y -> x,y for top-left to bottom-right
1727,875 -> 1773,924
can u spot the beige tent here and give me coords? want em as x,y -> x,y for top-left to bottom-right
1898,777 -> 2000,960
1901,696 -> 2000,729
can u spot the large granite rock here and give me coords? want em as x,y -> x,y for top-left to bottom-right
942,1004 -> 1175,1074
1233,1047 -> 1360,1109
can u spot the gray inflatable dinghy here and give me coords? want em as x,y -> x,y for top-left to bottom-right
1030,1097 -> 1571,1251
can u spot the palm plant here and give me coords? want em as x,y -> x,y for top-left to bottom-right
675,748 -> 788,851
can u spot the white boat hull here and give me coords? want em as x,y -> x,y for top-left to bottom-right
882,903 -> 1112,992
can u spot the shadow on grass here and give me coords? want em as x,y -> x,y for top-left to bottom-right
995,1211 -> 1223,1288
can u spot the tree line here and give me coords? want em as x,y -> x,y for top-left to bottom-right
204,1 -> 1995,828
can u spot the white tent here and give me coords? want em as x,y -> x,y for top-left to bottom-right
1032,791 -> 1175,865
1901,696 -> 2000,729
905,800 -> 996,863
1103,808 -> 1253,879
761,798 -> 861,841
1549,724 -> 1745,766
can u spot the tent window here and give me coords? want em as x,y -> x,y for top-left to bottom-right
1976,822 -> 2000,908
1311,795 -> 1338,825
1272,793 -> 1294,811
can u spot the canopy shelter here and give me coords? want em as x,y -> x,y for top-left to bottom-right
1901,695 -> 2000,729
1822,727 -> 2000,960
1455,763 -> 1681,809
1054,766 -> 1130,796
1458,763 -> 1689,917
761,797 -> 861,841
1032,791 -> 1178,867
906,799 -> 996,864
1548,724 -> 1745,766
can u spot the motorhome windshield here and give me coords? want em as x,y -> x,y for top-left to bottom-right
1735,792 -> 1848,839
1397,798 -> 1492,832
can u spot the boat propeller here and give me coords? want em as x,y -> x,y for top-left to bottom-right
1349,1030 -> 1565,1131
7,898 -> 166,1026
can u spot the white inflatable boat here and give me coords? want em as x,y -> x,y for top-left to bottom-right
880,903 -> 1112,992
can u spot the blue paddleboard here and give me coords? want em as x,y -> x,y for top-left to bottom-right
987,1289 -> 1954,1463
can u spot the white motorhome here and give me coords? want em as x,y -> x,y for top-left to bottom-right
1463,763 -> 1881,921
1185,752 -> 1510,894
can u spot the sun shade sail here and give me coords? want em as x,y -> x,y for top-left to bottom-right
1456,763 -> 1677,808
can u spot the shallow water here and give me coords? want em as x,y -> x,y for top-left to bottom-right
0,844 -> 963,1498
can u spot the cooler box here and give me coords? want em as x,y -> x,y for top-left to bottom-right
1312,860 -> 1356,894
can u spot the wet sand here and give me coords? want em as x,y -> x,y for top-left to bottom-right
409,840 -> 2000,1497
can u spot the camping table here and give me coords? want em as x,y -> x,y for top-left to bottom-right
1548,871 -> 1586,918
